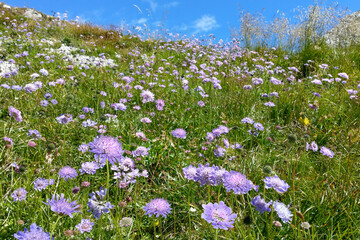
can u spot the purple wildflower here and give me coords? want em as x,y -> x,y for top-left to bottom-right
251,195 -> 271,213
141,117 -> 152,123
3,137 -> 13,145
34,178 -> 53,191
140,90 -> 155,103
78,143 -> 89,153
14,223 -> 52,240
263,175 -> 290,193
320,146 -> 335,158
223,171 -> 258,194
56,114 -> 72,124
88,135 -> 124,165
306,141 -> 318,152
201,201 -> 237,230
58,166 -> 78,180
183,165 -> 197,181
156,99 -> 165,111
8,106 -> 23,122
253,123 -> 264,131
75,219 -> 94,234
80,162 -> 99,175
11,188 -> 28,202
241,117 -> 254,124
214,146 -> 226,157
143,198 -> 172,218
273,201 -> 293,223
87,187 -> 114,219
28,129 -> 41,139
171,128 -> 187,139
132,146 -> 150,157
44,193 -> 80,218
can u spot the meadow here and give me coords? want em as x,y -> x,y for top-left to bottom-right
0,3 -> 359,239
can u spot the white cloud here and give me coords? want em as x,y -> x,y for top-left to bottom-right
193,15 -> 219,33
163,1 -> 179,8
136,18 -> 148,24
142,0 -> 158,12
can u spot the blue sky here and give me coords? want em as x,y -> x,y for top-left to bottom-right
4,0 -> 360,41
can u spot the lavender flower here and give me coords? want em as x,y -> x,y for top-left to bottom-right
264,175 -> 290,193
251,195 -> 271,213
34,178 -> 54,191
253,122 -> 264,131
87,187 -> 114,219
143,198 -> 172,218
8,106 -> 23,122
171,128 -> 187,139
201,201 -> 237,230
44,193 -> 80,218
320,146 -> 335,158
273,201 -> 293,223
14,223 -> 52,240
223,171 -> 258,194
156,99 -> 165,111
214,146 -> 226,157
88,135 -> 124,165
241,117 -> 254,124
183,165 -> 197,181
140,90 -> 155,103
58,166 -> 78,180
3,137 -> 13,145
75,219 -> 94,234
11,188 -> 28,202
132,146 -> 150,157
306,141 -> 318,152
78,143 -> 89,153
194,163 -> 216,186
80,162 -> 99,175
56,114 -> 72,124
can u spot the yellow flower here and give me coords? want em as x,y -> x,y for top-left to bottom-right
299,117 -> 310,126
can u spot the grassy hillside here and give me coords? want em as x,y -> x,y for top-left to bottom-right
0,3 -> 359,239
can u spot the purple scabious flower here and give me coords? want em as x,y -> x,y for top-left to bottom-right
132,146 -> 150,157
34,178 -> 53,191
141,117 -> 152,123
80,162 -> 99,175
206,132 -> 215,142
264,175 -> 290,193
44,93 -> 52,99
211,168 -> 228,186
214,146 -> 226,157
88,135 -> 124,165
28,129 -> 41,139
171,128 -> 187,139
183,164 -> 197,181
143,198 -> 172,218
51,99 -> 58,105
8,106 -> 23,122
241,117 -> 254,124
198,101 -> 205,107
264,101 -> 275,107
11,188 -> 28,202
320,146 -> 335,158
306,141 -> 318,152
273,201 -> 293,223
212,125 -> 230,137
156,99 -> 165,111
3,137 -> 13,145
56,114 -> 72,124
253,122 -> 264,131
75,219 -> 94,234
251,195 -> 271,213
40,100 -> 49,107
201,201 -> 237,230
223,171 -> 258,194
58,166 -> 78,180
140,90 -> 155,103
194,163 -> 216,186
87,187 -> 114,219
78,143 -> 89,153
44,193 -> 80,218
14,223 -> 52,240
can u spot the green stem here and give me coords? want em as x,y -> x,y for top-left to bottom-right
50,215 -> 62,239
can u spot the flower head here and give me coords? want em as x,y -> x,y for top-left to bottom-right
75,219 -> 94,234
273,201 -> 293,223
8,106 -> 23,122
223,171 -> 258,194
88,135 -> 124,165
320,146 -> 335,158
143,198 -> 172,218
183,164 -> 197,181
11,188 -> 28,202
140,90 -> 155,103
171,128 -> 187,139
14,223 -> 52,240
263,175 -> 290,193
58,166 -> 78,180
87,187 -> 114,219
119,217 -> 133,227
201,201 -> 237,230
251,195 -> 271,214
44,193 -> 80,218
